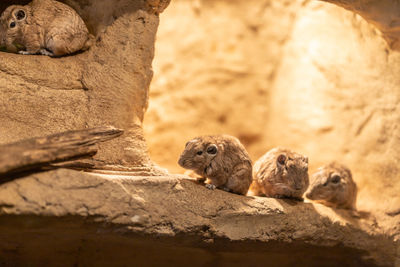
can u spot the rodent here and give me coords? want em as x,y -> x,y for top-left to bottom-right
305,162 -> 357,210
249,147 -> 309,200
178,135 -> 253,195
0,0 -> 94,56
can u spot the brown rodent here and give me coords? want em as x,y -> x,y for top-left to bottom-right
306,162 -> 357,210
178,135 -> 252,195
249,147 -> 309,200
0,0 -> 94,56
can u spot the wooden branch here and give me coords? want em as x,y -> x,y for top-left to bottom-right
0,126 -> 123,177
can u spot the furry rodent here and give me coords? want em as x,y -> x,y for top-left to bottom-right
178,135 -> 252,195
250,147 -> 309,200
0,0 -> 94,56
306,162 -> 357,210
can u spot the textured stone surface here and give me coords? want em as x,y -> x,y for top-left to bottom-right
0,169 -> 397,266
144,0 -> 400,236
265,0 -> 400,219
0,0 -> 170,167
320,0 -> 400,50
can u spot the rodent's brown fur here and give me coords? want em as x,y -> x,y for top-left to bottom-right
249,147 -> 309,199
306,162 -> 357,210
0,0 -> 94,56
178,135 -> 252,195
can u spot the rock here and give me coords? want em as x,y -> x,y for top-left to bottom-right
0,169 -> 397,266
319,0 -> 400,50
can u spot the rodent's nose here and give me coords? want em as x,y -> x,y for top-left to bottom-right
178,157 -> 185,167
294,183 -> 303,191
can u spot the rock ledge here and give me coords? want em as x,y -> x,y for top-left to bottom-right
0,169 -> 397,266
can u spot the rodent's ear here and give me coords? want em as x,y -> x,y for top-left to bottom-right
330,174 -> 341,184
206,144 -> 218,155
13,9 -> 26,21
277,154 -> 286,165
185,138 -> 199,148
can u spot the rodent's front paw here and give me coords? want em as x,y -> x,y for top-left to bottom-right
222,187 -> 231,192
205,184 -> 216,190
39,49 -> 54,57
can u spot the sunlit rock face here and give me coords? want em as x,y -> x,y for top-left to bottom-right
265,1 -> 400,218
320,0 -> 400,50
145,0 -> 400,225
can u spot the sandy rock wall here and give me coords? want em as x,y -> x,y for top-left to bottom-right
0,0 -> 170,168
144,0 -> 400,220
266,0 -> 400,220
320,0 -> 400,50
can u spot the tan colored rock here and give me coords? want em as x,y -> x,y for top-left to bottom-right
320,0 -> 400,50
0,0 -> 170,169
0,169 -> 397,265
265,1 -> 400,217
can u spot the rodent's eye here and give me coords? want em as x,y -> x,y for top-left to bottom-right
9,21 -> 16,28
206,144 -> 218,155
196,151 -> 203,156
331,174 -> 341,184
277,154 -> 286,165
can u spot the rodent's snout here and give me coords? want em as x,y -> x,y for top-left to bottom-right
305,189 -> 314,200
294,183 -> 303,191
178,156 -> 189,168
178,157 -> 185,167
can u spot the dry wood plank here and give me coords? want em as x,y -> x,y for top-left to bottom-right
0,126 -> 123,176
